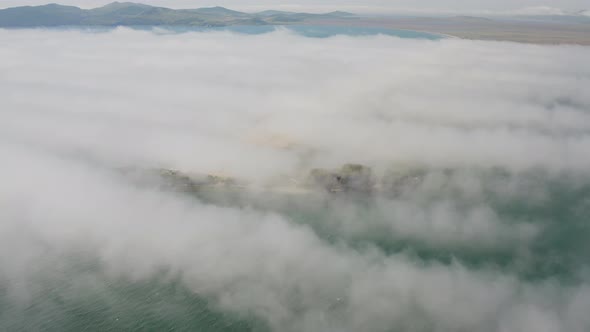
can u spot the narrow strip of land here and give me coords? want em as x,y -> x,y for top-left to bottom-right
311,17 -> 590,45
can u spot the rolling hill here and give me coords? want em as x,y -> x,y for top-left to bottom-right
0,2 -> 358,27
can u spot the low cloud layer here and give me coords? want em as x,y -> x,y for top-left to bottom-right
1,28 -> 590,331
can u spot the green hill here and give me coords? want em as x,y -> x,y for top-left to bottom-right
0,2 -> 358,27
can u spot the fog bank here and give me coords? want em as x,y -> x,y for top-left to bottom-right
1,28 -> 590,331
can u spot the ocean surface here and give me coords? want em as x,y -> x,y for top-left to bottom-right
24,24 -> 445,39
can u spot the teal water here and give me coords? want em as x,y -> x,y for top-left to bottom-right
182,25 -> 444,39
0,264 -> 268,332
34,24 -> 444,39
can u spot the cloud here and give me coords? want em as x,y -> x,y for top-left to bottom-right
0,28 -> 590,331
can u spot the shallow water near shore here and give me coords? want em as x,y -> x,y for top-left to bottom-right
11,24 -> 445,39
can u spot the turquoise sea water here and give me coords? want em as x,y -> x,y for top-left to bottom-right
33,24 -> 444,39
169,25 -> 444,39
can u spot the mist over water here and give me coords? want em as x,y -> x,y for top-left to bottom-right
1,28 -> 590,331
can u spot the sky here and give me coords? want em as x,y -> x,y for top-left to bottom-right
1,27 -> 590,331
0,0 -> 588,14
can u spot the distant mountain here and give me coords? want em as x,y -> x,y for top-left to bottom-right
256,10 -> 296,17
0,4 -> 84,26
255,9 -> 355,18
326,11 -> 356,18
0,2 -> 357,27
191,6 -> 249,17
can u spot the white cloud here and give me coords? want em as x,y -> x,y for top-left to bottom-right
0,28 -> 590,331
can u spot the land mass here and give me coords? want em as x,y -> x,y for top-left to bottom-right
0,2 -> 357,27
1,2 -> 589,45
312,15 -> 590,45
